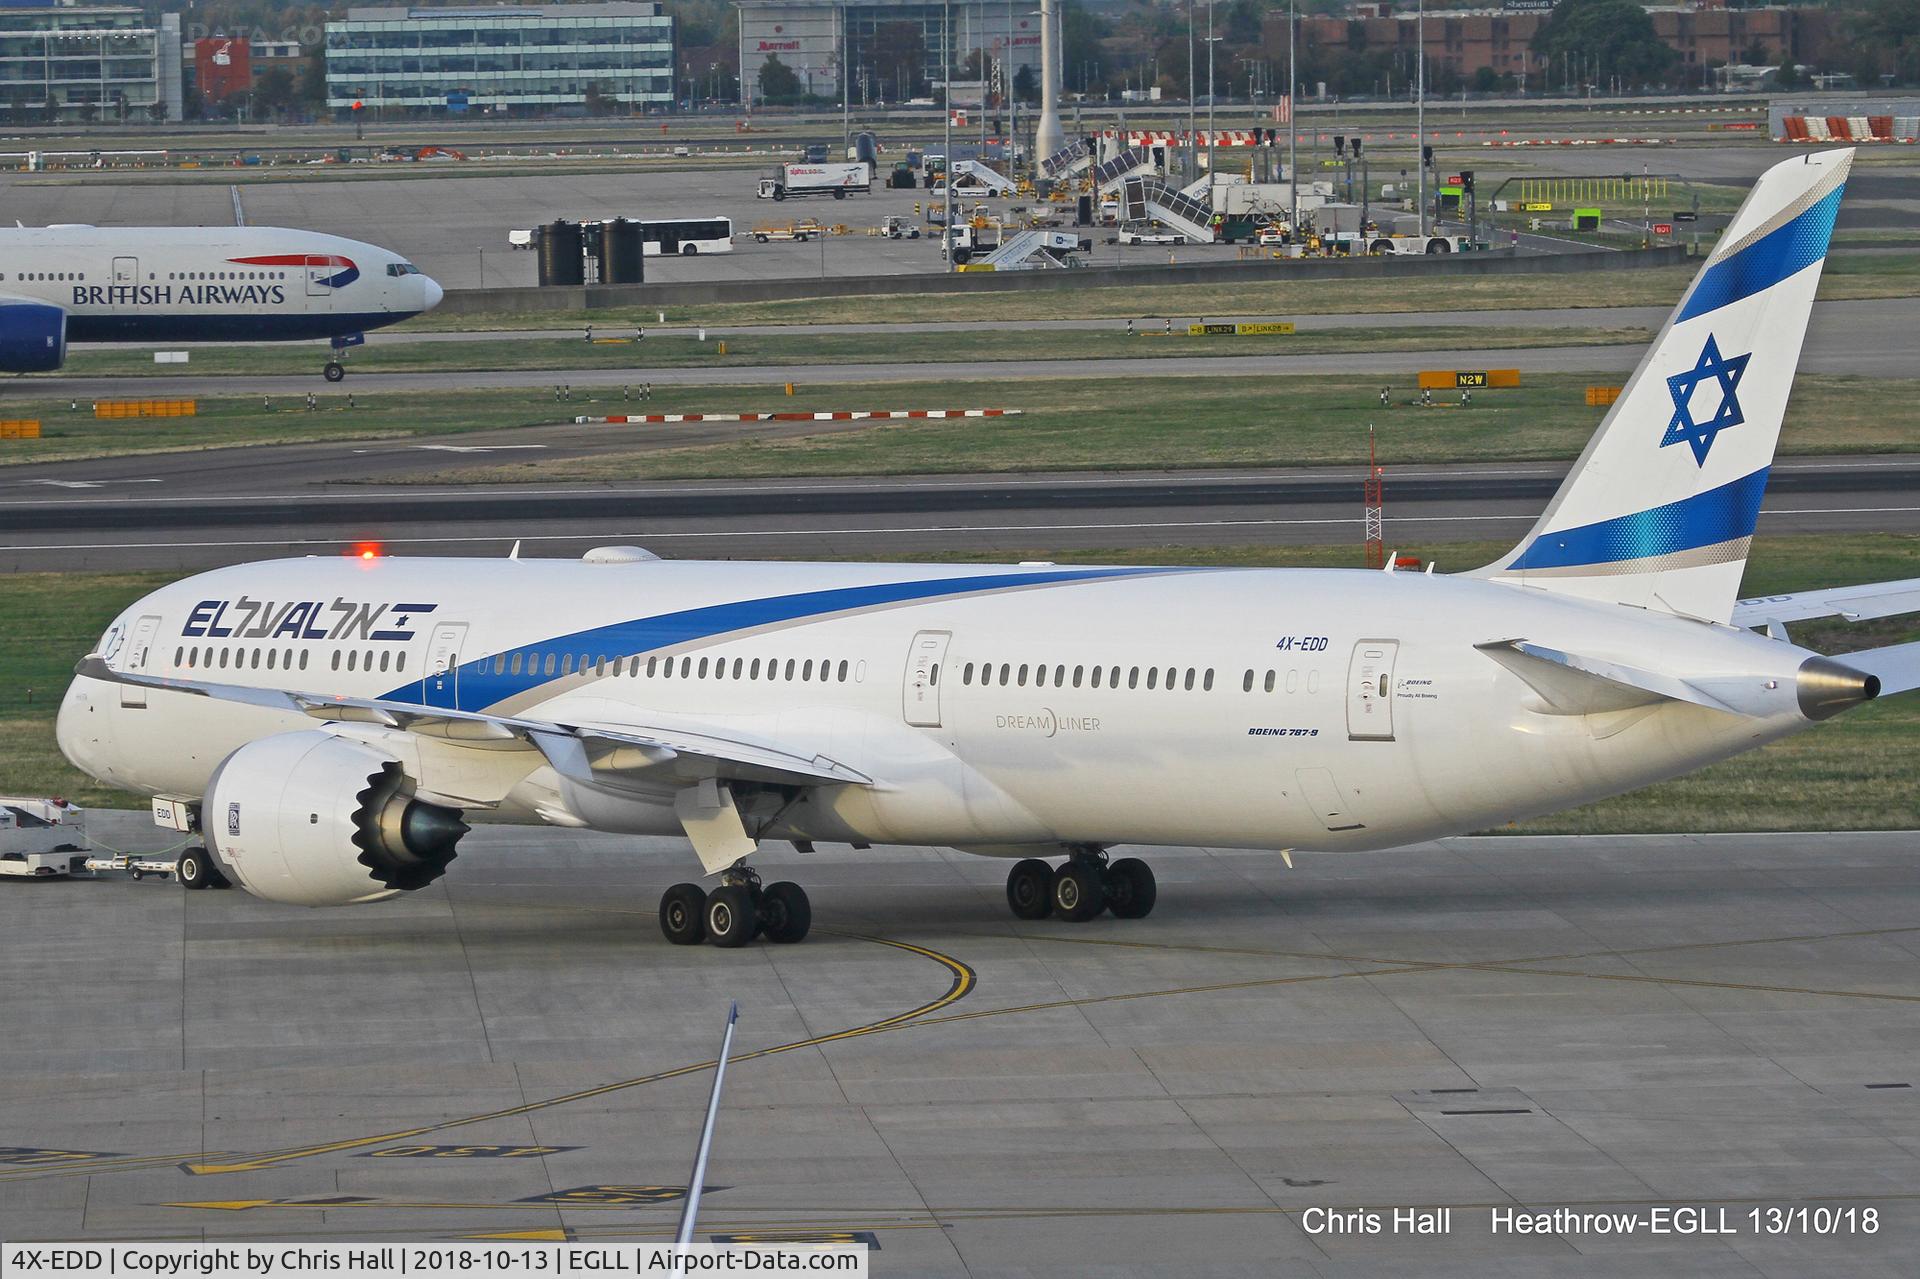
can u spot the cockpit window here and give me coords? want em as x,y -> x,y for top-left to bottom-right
385,262 -> 421,277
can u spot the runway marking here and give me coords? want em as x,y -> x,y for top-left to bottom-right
172,932 -> 973,1177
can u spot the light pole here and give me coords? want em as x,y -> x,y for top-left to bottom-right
944,0 -> 954,272
1204,8 -> 1218,183
1186,1 -> 1194,177
1287,0 -> 1297,238
1415,0 -> 1426,236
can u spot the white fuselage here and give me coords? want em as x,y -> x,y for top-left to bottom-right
58,555 -> 1818,858
1,225 -> 441,345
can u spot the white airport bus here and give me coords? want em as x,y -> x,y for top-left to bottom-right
640,217 -> 734,256
507,217 -> 735,256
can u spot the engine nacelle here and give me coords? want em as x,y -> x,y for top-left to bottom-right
203,730 -> 468,907
0,298 -> 66,373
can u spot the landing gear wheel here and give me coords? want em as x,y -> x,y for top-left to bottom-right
659,882 -> 707,945
705,884 -> 758,948
177,847 -> 213,890
1051,860 -> 1106,922
323,361 -> 346,382
759,881 -> 812,943
1104,857 -> 1157,919
1006,858 -> 1054,920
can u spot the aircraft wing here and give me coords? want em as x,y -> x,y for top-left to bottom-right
73,657 -> 871,790
1732,578 -> 1920,628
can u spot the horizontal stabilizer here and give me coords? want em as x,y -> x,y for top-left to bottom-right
1733,577 -> 1920,628
1477,640 -> 1767,717
1836,641 -> 1920,698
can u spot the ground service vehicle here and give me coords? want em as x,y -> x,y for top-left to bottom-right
757,163 -> 871,201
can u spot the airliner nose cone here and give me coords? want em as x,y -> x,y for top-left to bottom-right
421,275 -> 445,311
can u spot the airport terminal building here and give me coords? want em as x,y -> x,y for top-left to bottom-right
324,1 -> 673,117
736,0 -> 1041,106
0,2 -> 183,122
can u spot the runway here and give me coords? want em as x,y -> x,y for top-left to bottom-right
2,815 -> 1915,1275
2,455 -> 1916,572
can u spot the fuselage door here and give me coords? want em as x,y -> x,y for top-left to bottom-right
304,254 -> 334,298
119,613 -> 161,708
112,256 -> 137,286
1346,639 -> 1399,742
421,622 -> 467,708
902,629 -> 952,728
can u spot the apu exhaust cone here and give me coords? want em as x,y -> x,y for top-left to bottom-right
1797,655 -> 1880,722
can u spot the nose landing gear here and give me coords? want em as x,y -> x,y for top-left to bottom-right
659,865 -> 812,948
323,332 -> 366,382
1005,848 -> 1156,923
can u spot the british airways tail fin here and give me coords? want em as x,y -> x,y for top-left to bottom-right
1474,149 -> 1851,623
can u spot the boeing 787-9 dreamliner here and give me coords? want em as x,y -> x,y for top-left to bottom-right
56,150 -> 1920,948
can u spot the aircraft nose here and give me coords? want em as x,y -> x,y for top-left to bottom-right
420,274 -> 444,312
55,675 -> 111,781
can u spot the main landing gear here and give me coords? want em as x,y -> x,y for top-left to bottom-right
1006,848 -> 1156,923
659,865 -> 811,948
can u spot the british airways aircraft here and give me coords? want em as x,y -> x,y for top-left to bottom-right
0,224 -> 443,381
54,151 -> 1920,948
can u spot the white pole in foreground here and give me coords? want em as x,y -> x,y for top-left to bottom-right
675,1002 -> 740,1250
1416,0 -> 1426,236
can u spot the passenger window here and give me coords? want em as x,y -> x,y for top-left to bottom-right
1243,669 -> 1254,692
1054,664 -> 1066,686
647,656 -> 658,676
803,659 -> 814,680
838,660 -> 849,682
1035,664 -> 1047,688
629,656 -> 640,676
544,653 -> 557,676
1091,666 -> 1103,688
1378,674 -> 1389,697
380,652 -> 391,672
963,661 -> 974,685
785,659 -> 796,679
1146,668 -> 1157,690
732,658 -> 744,679
998,663 -> 1010,685
681,656 -> 693,678
698,657 -> 710,678
1128,667 -> 1139,689
510,653 -> 523,675
266,650 -> 277,670
346,651 -> 357,672
1073,665 -> 1083,688
330,651 -> 340,671
562,654 -> 575,676
595,656 -> 606,677
1204,669 -> 1214,691
928,664 -> 939,686
1184,669 -> 1194,691
1265,670 -> 1276,693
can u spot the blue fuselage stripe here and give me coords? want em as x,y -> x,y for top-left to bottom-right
386,567 -> 1178,712
1509,467 -> 1770,571
66,310 -> 419,343
1674,185 -> 1842,323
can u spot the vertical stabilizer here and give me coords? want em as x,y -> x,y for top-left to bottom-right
1475,149 -> 1851,622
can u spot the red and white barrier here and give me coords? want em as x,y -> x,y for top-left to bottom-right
1777,114 -> 1913,143
574,408 -> 1021,425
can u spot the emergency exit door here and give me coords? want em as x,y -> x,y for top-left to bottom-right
902,630 -> 951,728
1346,639 -> 1400,741
421,622 -> 467,707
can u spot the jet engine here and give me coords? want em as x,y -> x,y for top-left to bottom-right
203,730 -> 468,907
0,298 -> 66,372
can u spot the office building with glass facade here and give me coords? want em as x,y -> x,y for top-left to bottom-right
0,2 -> 183,122
324,2 -> 673,117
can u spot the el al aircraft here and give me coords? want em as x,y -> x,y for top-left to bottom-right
57,150 -> 1920,947
0,224 -> 442,381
